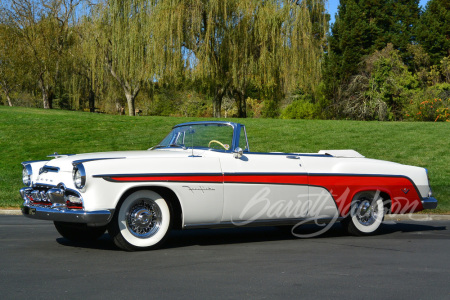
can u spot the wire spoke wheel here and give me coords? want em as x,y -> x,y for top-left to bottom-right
126,199 -> 162,238
354,198 -> 379,226
109,190 -> 171,251
343,192 -> 385,236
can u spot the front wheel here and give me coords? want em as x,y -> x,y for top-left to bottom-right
342,192 -> 385,236
108,190 -> 171,251
54,222 -> 107,242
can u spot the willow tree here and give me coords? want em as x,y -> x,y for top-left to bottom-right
4,0 -> 79,109
71,16 -> 102,112
160,0 -> 327,117
0,23 -> 23,106
88,0 -> 160,116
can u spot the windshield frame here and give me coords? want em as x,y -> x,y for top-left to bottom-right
152,121 -> 249,152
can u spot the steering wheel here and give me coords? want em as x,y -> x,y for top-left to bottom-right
208,140 -> 229,150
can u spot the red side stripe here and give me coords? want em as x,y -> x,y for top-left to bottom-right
110,175 -> 223,182
224,174 -> 308,185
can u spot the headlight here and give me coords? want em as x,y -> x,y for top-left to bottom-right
22,165 -> 32,187
72,164 -> 86,190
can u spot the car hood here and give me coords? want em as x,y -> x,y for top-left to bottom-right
43,149 -> 193,172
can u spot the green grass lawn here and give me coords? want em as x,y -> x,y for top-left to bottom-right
1,106 -> 448,212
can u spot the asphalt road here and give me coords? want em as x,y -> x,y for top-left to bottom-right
1,216 -> 449,299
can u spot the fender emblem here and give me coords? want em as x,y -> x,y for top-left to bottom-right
183,186 -> 215,193
401,188 -> 410,194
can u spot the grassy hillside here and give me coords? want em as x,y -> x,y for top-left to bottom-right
1,106 -> 448,212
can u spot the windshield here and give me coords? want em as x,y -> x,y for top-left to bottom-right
153,123 -> 234,151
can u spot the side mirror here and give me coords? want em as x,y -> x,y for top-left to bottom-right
233,147 -> 243,159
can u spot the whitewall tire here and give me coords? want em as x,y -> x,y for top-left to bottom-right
343,192 -> 385,236
109,190 -> 171,251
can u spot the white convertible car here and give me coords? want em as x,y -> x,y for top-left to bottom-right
21,121 -> 437,250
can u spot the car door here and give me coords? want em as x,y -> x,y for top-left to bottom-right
219,153 -> 309,224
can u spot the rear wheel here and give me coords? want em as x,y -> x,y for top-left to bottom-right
342,192 -> 385,236
108,190 -> 171,251
54,222 -> 106,242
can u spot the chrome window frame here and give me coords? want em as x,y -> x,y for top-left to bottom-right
160,121 -> 246,153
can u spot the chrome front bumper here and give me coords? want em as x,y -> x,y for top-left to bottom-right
421,197 -> 438,210
22,205 -> 114,226
20,187 -> 114,226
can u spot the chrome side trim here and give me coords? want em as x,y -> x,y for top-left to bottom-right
184,217 -> 344,229
72,157 -> 125,166
22,205 -> 114,227
21,160 -> 49,165
421,197 -> 438,210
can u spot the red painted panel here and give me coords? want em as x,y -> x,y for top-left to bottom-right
107,173 -> 424,215
308,175 -> 423,215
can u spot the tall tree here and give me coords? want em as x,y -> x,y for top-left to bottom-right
88,0 -> 158,116
70,16 -> 101,112
163,0 -> 327,117
325,0 -> 420,98
4,0 -> 80,109
0,22 -> 24,106
416,0 -> 450,66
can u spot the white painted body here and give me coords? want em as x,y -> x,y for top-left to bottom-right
28,145 -> 431,227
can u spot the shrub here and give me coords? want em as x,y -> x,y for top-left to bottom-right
406,98 -> 449,122
246,97 -> 264,118
404,83 -> 450,122
261,99 -> 280,118
281,96 -> 318,120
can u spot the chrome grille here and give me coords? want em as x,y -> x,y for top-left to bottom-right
30,189 -> 51,203
21,185 -> 84,209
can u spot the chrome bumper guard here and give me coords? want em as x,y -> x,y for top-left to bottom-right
421,197 -> 438,210
20,187 -> 114,226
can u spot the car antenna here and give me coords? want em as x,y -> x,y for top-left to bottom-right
190,126 -> 194,157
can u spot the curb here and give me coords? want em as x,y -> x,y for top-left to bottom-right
384,214 -> 450,221
0,209 -> 22,216
1,209 -> 449,220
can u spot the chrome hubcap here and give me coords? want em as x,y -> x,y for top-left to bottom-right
126,199 -> 161,238
355,199 -> 378,226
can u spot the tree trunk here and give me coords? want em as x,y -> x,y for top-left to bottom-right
6,94 -> 12,107
108,62 -> 140,116
88,89 -> 95,113
213,93 -> 222,118
39,77 -> 53,109
2,87 -> 13,106
235,89 -> 247,118
41,88 -> 53,109
125,91 -> 136,116
213,83 -> 231,118
123,83 -> 140,116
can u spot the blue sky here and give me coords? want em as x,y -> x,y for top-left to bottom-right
327,0 -> 430,25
